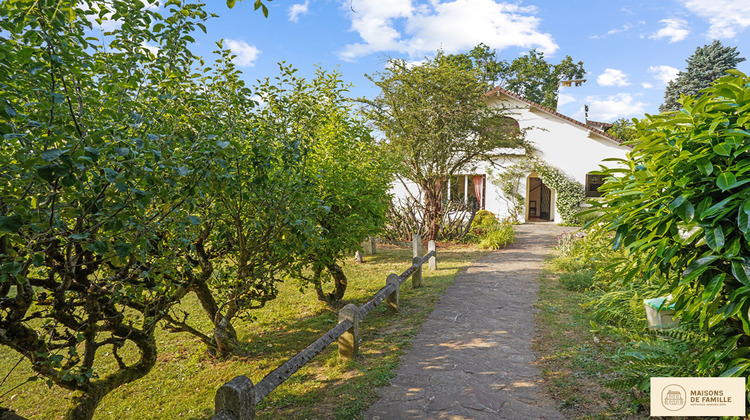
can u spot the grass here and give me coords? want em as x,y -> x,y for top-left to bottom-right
533,264 -> 647,419
0,244 -> 486,419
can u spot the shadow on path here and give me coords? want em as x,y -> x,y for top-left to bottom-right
363,223 -> 575,420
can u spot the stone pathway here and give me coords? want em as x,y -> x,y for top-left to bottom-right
363,223 -> 574,420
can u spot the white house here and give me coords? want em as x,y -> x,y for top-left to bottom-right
391,87 -> 631,223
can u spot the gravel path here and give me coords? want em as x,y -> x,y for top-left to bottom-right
363,223 -> 575,420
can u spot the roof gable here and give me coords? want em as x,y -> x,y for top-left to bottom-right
486,86 -> 624,144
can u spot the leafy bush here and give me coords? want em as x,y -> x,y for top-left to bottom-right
471,210 -> 498,234
594,70 -> 750,380
605,322 -> 739,392
478,223 -> 515,249
553,230 -> 619,273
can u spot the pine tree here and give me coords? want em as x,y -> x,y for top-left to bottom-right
660,40 -> 745,112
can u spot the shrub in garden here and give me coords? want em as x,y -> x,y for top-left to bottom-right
470,210 -> 498,235
552,230 -> 619,273
593,71 -> 750,382
478,223 -> 515,250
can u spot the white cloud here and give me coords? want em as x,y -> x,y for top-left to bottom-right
557,93 -> 576,107
649,65 -> 680,85
649,18 -> 689,43
585,93 -> 647,121
289,0 -> 310,23
680,0 -> 750,38
592,23 -> 632,39
225,39 -> 261,67
597,68 -> 630,87
339,0 -> 557,61
642,82 -> 655,89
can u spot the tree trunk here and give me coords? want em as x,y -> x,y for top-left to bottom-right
191,279 -> 241,356
422,183 -> 444,242
213,301 -> 245,357
213,320 -> 244,357
325,263 -> 347,301
313,263 -> 348,304
65,330 -> 157,420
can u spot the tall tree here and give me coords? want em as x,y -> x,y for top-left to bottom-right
446,46 -> 585,110
607,118 -> 638,143
503,50 -> 585,110
362,52 -> 531,242
443,43 -> 508,87
660,40 -> 745,112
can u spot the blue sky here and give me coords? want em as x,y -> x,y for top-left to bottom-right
156,0 -> 750,123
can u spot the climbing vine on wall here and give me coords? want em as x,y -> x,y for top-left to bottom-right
531,157 -> 586,224
495,158 -> 585,224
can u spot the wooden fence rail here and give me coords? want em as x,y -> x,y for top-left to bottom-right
213,236 -> 436,420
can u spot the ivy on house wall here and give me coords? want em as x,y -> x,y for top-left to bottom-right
494,158 -> 585,224
532,157 -> 586,224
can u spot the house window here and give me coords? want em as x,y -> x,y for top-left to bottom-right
447,174 -> 485,209
586,173 -> 605,197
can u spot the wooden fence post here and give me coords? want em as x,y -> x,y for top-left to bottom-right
412,256 -> 422,289
428,240 -> 436,271
215,375 -> 255,420
338,304 -> 360,362
385,274 -> 400,313
412,234 -> 422,258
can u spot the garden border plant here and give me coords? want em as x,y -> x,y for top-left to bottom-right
592,70 -> 750,389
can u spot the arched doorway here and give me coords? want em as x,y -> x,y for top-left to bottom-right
526,173 -> 553,221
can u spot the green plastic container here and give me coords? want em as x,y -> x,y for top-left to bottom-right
644,297 -> 676,327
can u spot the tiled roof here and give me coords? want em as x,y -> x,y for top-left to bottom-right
585,119 -> 613,130
485,86 -> 625,144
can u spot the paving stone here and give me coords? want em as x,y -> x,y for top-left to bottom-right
363,223 -> 573,420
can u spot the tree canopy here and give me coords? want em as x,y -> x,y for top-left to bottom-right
660,40 -> 745,112
446,45 -> 585,110
362,51 -> 531,241
607,118 -> 638,143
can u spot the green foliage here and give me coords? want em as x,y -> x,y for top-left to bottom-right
0,0 -> 229,417
446,46 -> 585,110
257,65 -> 393,303
470,210 -> 498,234
660,40 -> 745,112
605,322 -> 740,392
594,71 -> 750,385
494,165 -> 527,223
606,118 -> 638,143
442,43 -> 508,87
558,270 -> 595,291
361,50 -> 531,241
460,210 -> 515,249
503,50 -> 585,110
478,224 -> 515,250
553,230 -> 620,273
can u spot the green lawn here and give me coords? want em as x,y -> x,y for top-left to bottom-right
533,265 -> 647,419
0,244 -> 485,419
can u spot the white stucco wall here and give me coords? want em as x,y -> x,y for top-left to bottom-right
389,91 -> 631,224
